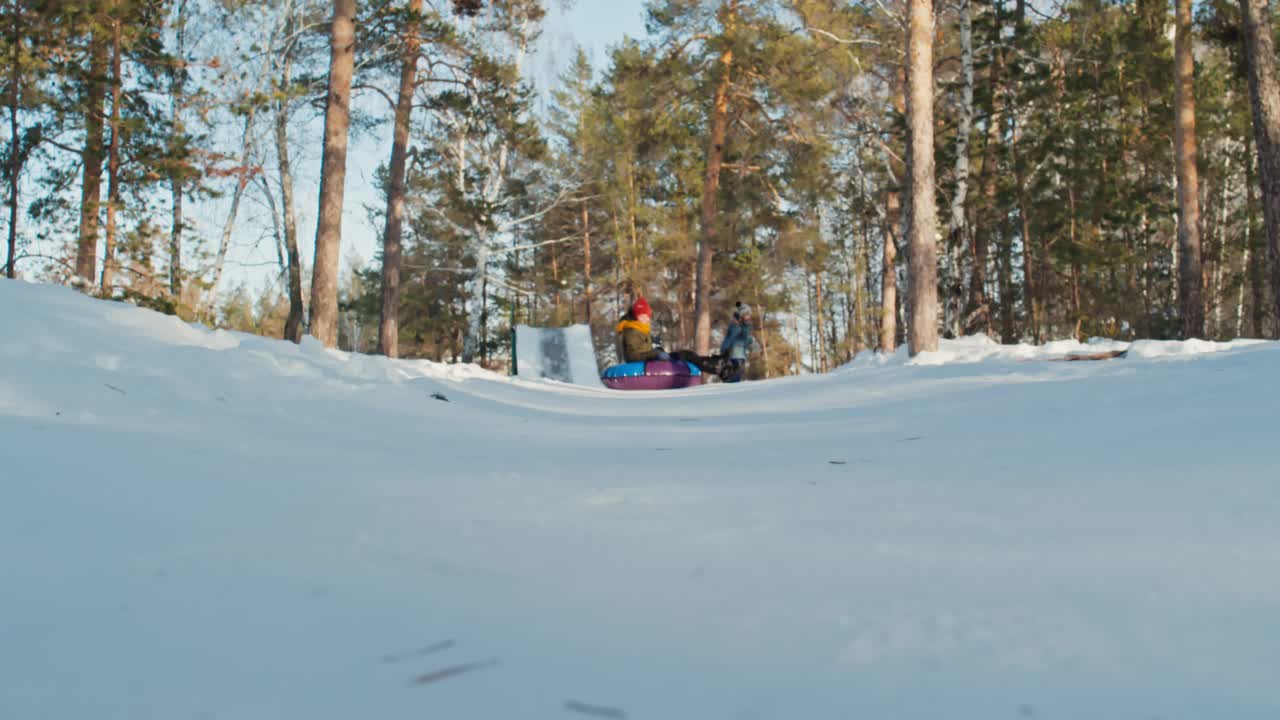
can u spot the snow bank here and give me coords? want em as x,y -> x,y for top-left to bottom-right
842,332 -> 1268,369
3,280 -> 1280,720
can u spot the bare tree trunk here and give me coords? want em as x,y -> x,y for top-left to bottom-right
310,0 -> 357,347
944,0 -> 974,338
550,243 -> 562,320
377,0 -> 421,358
1240,0 -> 1280,335
5,0 -> 21,280
1213,157 -> 1231,337
815,270 -> 827,371
880,70 -> 907,354
694,31 -> 734,355
76,25 -> 109,287
206,111 -> 256,310
905,0 -> 939,356
881,191 -> 899,352
168,0 -> 189,297
481,273 -> 489,365
1246,152 -> 1267,335
1071,260 -> 1083,341
257,174 -> 286,277
582,203 -> 593,324
855,217 -> 871,354
1174,0 -> 1204,338
1009,0 -> 1038,342
998,228 -> 1015,341
1012,114 -> 1037,341
169,183 -> 183,295
100,18 -> 122,296
274,28 -> 305,343
1237,173 -> 1250,336
462,240 -> 488,363
968,1 -> 1003,337
970,119 -> 995,336
4,126 -> 15,279
610,208 -> 622,319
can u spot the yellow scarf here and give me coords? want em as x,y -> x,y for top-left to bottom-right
615,319 -> 650,335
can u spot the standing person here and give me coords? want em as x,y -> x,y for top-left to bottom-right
719,302 -> 757,382
616,297 -> 670,363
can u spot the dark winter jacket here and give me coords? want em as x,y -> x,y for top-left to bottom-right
720,320 -> 756,360
616,319 -> 661,363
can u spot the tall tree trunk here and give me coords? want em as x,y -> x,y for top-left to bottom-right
1237,247 -> 1249,337
550,243 -> 561,320
1071,260 -> 1083,341
1239,0 -> 1280,335
752,286 -> 770,377
944,0 -> 974,338
905,0 -> 939,355
1011,115 -> 1037,341
462,239 -> 488,363
968,0 -> 1003,336
309,0 -> 357,347
582,203 -> 592,324
377,0 -> 421,358
815,270 -> 827,371
1212,155 -> 1231,336
275,31 -> 305,343
169,181 -> 183,295
856,216 -> 871,354
257,174 -> 285,276
100,18 -> 122,296
970,118 -> 996,336
1010,0 -> 1038,342
168,0 -> 189,297
5,0 -> 20,280
693,34 -> 734,355
1237,161 -> 1250,335
881,70 -> 907,354
1174,0 -> 1204,338
76,25 -> 109,287
881,191 -> 899,352
206,111 -> 256,312
1247,152 -> 1267,335
998,228 -> 1015,341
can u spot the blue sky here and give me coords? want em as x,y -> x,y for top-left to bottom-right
200,0 -> 653,298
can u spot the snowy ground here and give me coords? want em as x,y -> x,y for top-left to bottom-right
3,280 -> 1279,720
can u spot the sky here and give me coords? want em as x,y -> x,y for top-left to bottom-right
194,0 -> 652,301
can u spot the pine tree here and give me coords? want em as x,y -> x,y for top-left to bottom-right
1237,0 -> 1280,334
1174,0 -> 1204,337
310,0 -> 358,347
0,0 -> 49,279
377,0 -> 425,358
905,0 -> 939,355
76,11 -> 109,288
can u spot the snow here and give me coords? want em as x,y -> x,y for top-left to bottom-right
3,279 -> 1280,719
841,332 -> 1269,368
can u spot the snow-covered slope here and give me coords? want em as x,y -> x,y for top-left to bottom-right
3,280 -> 1279,720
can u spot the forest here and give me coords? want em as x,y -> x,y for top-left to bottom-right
4,0 -> 1278,377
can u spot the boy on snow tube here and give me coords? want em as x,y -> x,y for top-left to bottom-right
604,297 -> 703,390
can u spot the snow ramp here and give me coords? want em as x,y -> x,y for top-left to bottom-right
514,324 -> 604,387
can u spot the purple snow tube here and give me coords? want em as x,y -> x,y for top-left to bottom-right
601,360 -> 704,391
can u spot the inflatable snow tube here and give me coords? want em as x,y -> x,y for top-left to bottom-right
601,360 -> 703,390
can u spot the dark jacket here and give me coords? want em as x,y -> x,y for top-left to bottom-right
616,318 -> 661,363
720,320 -> 756,359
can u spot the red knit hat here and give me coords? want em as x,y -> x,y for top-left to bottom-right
631,296 -> 652,318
